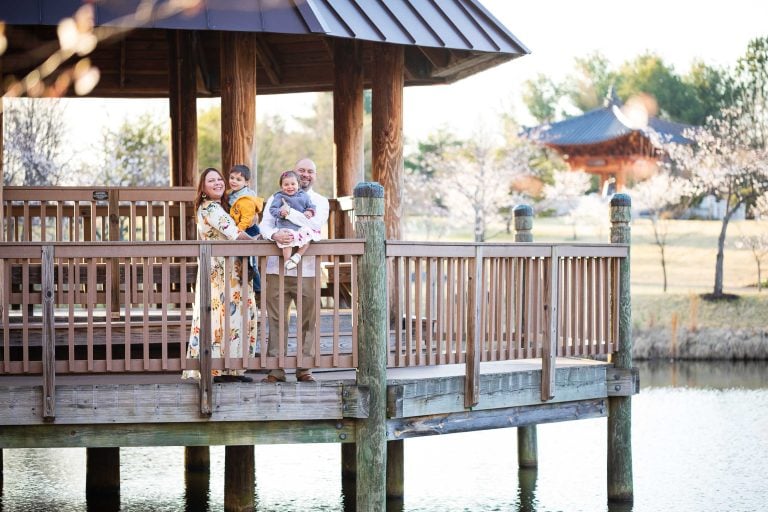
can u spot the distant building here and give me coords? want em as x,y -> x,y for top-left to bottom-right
521,89 -> 693,193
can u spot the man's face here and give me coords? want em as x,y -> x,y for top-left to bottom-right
294,160 -> 317,191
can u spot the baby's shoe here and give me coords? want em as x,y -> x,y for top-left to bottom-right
285,253 -> 302,270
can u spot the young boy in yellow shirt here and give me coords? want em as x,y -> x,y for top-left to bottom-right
227,164 -> 264,291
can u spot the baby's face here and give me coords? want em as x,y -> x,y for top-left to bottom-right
229,172 -> 247,191
281,176 -> 299,195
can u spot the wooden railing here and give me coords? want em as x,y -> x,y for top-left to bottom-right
2,186 -> 355,242
386,242 -> 627,368
0,240 -> 363,375
0,240 -> 627,377
2,187 -> 196,242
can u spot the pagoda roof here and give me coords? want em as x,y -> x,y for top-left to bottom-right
521,94 -> 693,148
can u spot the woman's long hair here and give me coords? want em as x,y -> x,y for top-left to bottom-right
195,167 -> 227,212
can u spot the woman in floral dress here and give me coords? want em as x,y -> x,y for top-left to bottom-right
182,167 -> 258,382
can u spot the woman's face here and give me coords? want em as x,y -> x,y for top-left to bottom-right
202,171 -> 225,200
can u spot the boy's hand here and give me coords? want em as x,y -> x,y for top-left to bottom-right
304,211 -> 313,219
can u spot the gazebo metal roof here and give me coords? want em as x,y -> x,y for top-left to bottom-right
0,0 -> 530,97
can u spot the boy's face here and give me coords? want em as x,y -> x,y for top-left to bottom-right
229,172 -> 247,191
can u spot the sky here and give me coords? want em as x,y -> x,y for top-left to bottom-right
60,0 -> 768,162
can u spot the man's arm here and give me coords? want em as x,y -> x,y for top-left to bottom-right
258,195 -> 278,240
281,191 -> 328,234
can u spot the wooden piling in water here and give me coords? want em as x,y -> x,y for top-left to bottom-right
386,440 -> 405,500
224,445 -> 254,512
184,446 -> 210,472
86,447 -> 120,496
608,193 -> 634,502
354,182 -> 388,511
514,205 -> 538,469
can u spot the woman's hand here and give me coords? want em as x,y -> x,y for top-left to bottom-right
236,231 -> 253,240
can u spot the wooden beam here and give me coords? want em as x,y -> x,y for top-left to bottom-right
387,399 -> 608,440
388,364 -> 608,418
606,367 -> 640,397
220,31 -> 257,175
254,35 -> 283,86
371,43 -> 404,240
0,420 -> 358,449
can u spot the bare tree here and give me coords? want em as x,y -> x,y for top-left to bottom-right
541,169 -> 591,240
628,172 -> 692,292
436,130 -> 534,242
3,98 -> 69,185
735,232 -> 768,292
667,105 -> 768,298
83,113 -> 170,187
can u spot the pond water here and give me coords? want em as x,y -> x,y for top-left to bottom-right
1,361 -> 767,511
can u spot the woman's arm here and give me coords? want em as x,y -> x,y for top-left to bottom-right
203,202 -> 244,240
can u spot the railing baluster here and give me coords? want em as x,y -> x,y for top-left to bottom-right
198,244 -> 212,415
41,245 -> 55,419
464,246 -> 483,407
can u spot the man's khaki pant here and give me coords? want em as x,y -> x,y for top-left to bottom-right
265,273 -> 316,380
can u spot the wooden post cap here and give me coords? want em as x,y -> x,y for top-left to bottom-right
354,182 -> 384,217
514,204 -> 533,242
353,182 -> 384,198
513,204 -> 533,217
609,193 -> 631,208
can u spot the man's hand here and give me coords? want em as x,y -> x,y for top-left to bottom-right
272,229 -> 294,245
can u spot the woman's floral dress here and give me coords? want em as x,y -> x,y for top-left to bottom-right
182,201 -> 258,379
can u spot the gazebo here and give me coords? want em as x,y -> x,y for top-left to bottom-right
0,0 -> 529,238
521,90 -> 692,192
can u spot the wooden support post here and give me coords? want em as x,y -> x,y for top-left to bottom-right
464,245 -> 483,407
41,245 -> 55,420
86,447 -> 120,496
220,31 -> 257,176
341,443 -> 356,509
168,30 -> 199,188
541,246 -> 559,400
514,205 -> 538,468
333,39 -> 364,233
185,446 -> 210,472
198,244 -> 213,415
108,189 -> 121,317
386,440 -> 404,501
224,445 -> 254,512
608,193 -> 633,502
371,44 -> 404,241
185,446 -> 211,510
354,182 -> 387,511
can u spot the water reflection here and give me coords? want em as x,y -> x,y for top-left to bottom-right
638,360 -> 768,389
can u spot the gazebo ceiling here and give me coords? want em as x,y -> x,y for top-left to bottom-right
0,0 -> 529,98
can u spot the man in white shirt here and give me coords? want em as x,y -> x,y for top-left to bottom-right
258,158 -> 330,382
